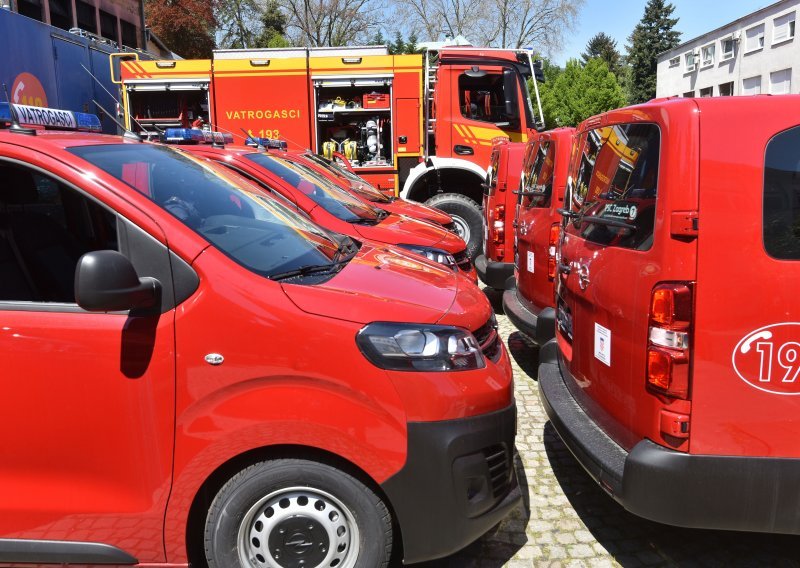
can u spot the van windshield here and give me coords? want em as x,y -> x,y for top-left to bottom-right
245,153 -> 385,223
568,123 -> 660,251
68,144 -> 347,280
299,153 -> 392,204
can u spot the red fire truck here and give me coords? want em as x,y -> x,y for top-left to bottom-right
113,45 -> 544,257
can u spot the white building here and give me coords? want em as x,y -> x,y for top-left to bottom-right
656,0 -> 799,98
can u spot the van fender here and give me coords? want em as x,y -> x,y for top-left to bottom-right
401,157 -> 487,201
163,377 -> 407,562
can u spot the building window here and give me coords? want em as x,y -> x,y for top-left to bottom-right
683,91 -> 695,98
684,51 -> 697,72
773,12 -> 796,44
745,24 -> 765,52
121,20 -> 138,48
99,9 -> 118,43
719,81 -> 734,96
770,68 -> 792,94
699,87 -> 713,97
721,37 -> 736,60
76,0 -> 96,34
742,75 -> 762,95
701,44 -> 715,67
668,56 -> 680,68
16,0 -> 43,22
48,0 -> 72,30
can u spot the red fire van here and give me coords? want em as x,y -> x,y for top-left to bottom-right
476,141 -> 526,290
539,96 -> 800,535
503,128 -> 574,344
0,103 -> 517,566
181,144 -> 477,280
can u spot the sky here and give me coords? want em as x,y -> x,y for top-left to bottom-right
554,0 -> 776,65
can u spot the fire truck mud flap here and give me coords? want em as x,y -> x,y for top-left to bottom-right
380,403 -> 521,564
538,339 -> 800,535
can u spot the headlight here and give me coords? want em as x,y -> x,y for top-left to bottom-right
356,322 -> 485,371
397,244 -> 457,270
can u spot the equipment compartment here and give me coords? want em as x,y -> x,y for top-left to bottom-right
314,78 -> 393,169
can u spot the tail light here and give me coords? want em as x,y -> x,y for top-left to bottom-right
547,223 -> 560,280
647,282 -> 693,399
491,204 -> 505,245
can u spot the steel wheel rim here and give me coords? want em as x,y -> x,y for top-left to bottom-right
237,486 -> 360,568
451,215 -> 471,243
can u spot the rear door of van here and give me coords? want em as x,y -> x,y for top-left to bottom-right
556,103 -> 699,452
691,97 -> 800,459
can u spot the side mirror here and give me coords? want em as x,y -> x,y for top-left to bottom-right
75,250 -> 161,312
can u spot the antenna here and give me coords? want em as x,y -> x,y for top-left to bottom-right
241,128 -> 265,150
1,83 -> 36,135
92,100 -> 142,141
81,63 -> 148,135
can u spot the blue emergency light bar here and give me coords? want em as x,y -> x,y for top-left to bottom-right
245,137 -> 288,150
0,103 -> 102,132
163,128 -> 234,145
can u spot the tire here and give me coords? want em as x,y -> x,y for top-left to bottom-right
425,193 -> 484,259
204,459 -> 392,568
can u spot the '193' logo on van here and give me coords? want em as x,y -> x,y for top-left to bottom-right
732,323 -> 800,395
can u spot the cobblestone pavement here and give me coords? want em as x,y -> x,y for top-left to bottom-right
411,288 -> 800,568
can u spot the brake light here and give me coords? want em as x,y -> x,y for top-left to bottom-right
547,223 -> 560,280
647,283 -> 693,399
491,205 -> 505,245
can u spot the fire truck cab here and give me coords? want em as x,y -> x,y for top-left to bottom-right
115,45 -> 544,259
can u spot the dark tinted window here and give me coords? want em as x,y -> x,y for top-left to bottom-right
521,141 -> 555,208
75,0 -> 96,33
568,123 -> 660,251
764,126 -> 800,260
458,69 -> 520,127
69,145 -> 342,279
485,149 -> 501,196
0,162 -> 118,303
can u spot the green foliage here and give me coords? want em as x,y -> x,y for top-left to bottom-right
537,58 -> 627,128
253,0 -> 291,48
582,32 -> 623,80
390,31 -> 406,54
626,0 -> 681,104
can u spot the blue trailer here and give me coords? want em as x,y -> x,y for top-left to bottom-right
0,8 -> 126,133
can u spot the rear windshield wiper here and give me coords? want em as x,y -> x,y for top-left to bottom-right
582,215 -> 637,231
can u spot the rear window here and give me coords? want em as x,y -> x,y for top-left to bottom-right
485,149 -> 500,196
764,126 -> 800,260
567,123 -> 660,251
520,140 -> 555,208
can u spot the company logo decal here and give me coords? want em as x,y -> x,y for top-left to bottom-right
732,323 -> 800,395
12,72 -> 48,107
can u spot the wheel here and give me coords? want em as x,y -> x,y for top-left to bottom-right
204,459 -> 392,568
424,193 -> 484,259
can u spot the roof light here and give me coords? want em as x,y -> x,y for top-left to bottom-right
0,103 -> 101,132
162,128 -> 234,145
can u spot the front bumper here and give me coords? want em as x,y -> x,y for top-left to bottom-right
475,254 -> 514,290
538,339 -> 800,535
381,402 -> 520,564
502,286 -> 555,345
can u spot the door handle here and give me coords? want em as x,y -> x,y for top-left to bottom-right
454,145 -> 474,155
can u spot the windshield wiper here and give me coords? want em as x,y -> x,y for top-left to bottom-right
582,215 -> 637,231
269,262 -> 346,281
332,238 -> 359,262
374,208 -> 389,220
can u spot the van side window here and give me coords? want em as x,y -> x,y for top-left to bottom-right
764,127 -> 800,260
485,150 -> 500,196
521,141 -> 555,208
568,123 -> 660,251
0,163 -> 118,303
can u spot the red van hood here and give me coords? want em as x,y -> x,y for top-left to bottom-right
281,244 -> 461,324
379,198 -> 453,226
352,214 -> 466,254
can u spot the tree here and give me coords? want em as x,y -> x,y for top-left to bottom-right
538,58 -> 626,128
626,0 -> 681,104
278,0 -> 381,46
253,0 -> 292,48
582,32 -> 623,78
390,30 -> 406,54
145,0 -> 216,58
217,0 -> 261,49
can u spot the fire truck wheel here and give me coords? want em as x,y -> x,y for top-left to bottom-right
425,193 -> 484,259
204,458 -> 392,568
